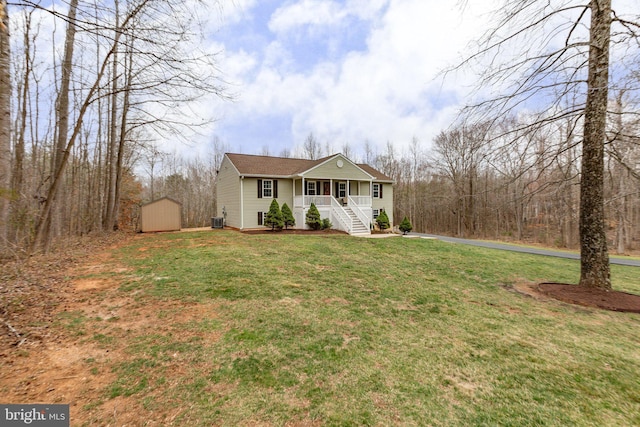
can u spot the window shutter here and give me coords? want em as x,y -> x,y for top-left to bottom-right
274,180 -> 278,198
379,184 -> 383,199
335,182 -> 339,197
258,180 -> 263,198
316,181 -> 321,195
258,212 -> 263,225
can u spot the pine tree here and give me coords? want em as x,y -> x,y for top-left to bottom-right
376,209 -> 390,231
265,199 -> 284,231
305,203 -> 322,230
399,216 -> 412,235
281,202 -> 295,229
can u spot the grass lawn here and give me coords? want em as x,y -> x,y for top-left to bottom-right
76,230 -> 640,425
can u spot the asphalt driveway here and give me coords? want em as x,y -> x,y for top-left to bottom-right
408,233 -> 640,267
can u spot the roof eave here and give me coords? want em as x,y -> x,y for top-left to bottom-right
238,174 -> 295,179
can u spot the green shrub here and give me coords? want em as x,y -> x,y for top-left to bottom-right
281,203 -> 295,229
306,203 -> 322,230
399,216 -> 412,234
376,209 -> 390,230
321,218 -> 332,230
265,199 -> 284,231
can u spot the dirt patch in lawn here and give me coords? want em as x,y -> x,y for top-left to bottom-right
0,232 -> 222,426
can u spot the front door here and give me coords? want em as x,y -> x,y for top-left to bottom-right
337,182 -> 347,199
323,182 -> 331,195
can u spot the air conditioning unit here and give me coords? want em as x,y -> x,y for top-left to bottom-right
211,217 -> 224,229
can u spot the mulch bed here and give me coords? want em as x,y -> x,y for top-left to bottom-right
538,283 -> 640,313
240,228 -> 347,235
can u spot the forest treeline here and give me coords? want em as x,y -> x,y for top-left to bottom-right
1,2 -> 639,258
0,0 -> 225,255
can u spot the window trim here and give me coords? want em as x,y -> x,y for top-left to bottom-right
373,183 -> 383,199
306,180 -> 316,196
262,179 -> 273,198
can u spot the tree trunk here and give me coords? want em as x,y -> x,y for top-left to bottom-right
35,0 -> 79,252
579,0 -> 611,289
104,0 -> 120,231
9,11 -> 33,244
0,0 -> 10,244
112,34 -> 134,231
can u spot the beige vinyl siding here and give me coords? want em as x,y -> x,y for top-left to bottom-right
217,156 -> 242,228
304,157 -> 372,181
243,178 -> 294,229
141,198 -> 181,232
372,183 -> 394,226
348,180 -> 364,196
358,182 -> 371,196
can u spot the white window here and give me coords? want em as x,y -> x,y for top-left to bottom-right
338,182 -> 347,198
373,209 -> 380,219
258,211 -> 268,225
307,181 -> 316,195
373,183 -> 381,198
263,180 -> 273,198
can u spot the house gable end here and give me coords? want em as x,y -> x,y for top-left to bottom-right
221,154 -> 241,177
301,154 -> 374,180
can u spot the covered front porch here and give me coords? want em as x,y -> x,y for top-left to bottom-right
292,178 -> 373,235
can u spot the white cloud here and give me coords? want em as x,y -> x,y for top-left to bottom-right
216,0 -> 493,155
268,0 -> 389,36
198,0 -> 640,158
269,0 -> 347,33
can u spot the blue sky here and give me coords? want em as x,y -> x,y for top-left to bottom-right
22,0 -> 637,163
199,0 -> 493,159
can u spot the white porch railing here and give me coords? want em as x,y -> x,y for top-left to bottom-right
331,197 -> 353,233
295,195 -> 371,208
294,195 -> 333,208
349,196 -> 372,207
348,196 -> 371,229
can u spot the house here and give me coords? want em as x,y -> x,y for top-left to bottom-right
216,153 -> 394,235
140,197 -> 182,232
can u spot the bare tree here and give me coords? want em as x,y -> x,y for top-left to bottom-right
578,0 -> 612,288
302,132 -> 322,160
0,0 -> 10,244
451,0 -> 639,289
17,0 -> 228,252
432,124 -> 488,237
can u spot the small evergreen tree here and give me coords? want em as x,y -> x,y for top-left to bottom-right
399,216 -> 412,235
305,203 -> 322,230
281,203 -> 295,229
264,199 -> 284,231
321,218 -> 332,230
376,209 -> 390,231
